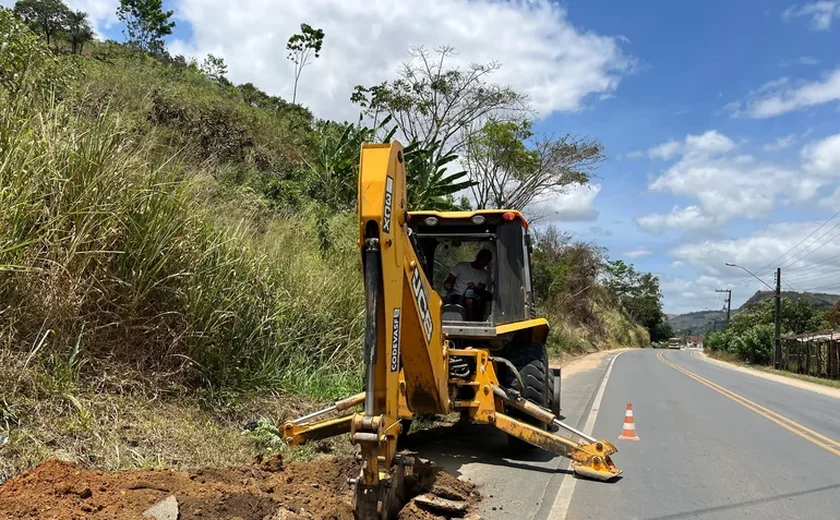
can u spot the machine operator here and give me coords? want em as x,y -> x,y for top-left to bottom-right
443,248 -> 492,321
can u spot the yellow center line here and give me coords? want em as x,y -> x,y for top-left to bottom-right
657,352 -> 840,458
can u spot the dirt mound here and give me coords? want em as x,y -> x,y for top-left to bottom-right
0,456 -> 478,520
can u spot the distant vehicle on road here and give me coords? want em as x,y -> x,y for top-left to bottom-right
668,338 -> 682,349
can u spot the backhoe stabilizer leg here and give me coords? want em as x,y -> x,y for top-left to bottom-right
281,392 -> 365,446
492,413 -> 621,481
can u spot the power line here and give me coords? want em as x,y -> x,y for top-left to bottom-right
730,210 -> 840,288
785,270 -> 840,286
804,282 -> 840,292
776,220 -> 840,271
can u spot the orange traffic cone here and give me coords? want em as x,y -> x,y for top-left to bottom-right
618,402 -> 639,441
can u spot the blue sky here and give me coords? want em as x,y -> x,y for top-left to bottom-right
12,0 -> 840,314
540,0 -> 840,312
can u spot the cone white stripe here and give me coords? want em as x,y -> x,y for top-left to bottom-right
623,423 -> 635,431
625,410 -> 633,417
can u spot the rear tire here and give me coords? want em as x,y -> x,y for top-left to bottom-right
499,343 -> 555,450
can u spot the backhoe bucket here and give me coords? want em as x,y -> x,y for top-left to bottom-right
569,439 -> 620,481
491,386 -> 621,481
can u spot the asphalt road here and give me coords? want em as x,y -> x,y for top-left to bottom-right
412,348 -> 840,520
569,349 -> 840,520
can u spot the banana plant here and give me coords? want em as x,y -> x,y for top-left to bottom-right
402,139 -> 476,210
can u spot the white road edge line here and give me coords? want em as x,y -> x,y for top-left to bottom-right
547,350 -> 625,520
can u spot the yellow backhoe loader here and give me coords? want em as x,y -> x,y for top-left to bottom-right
282,141 -> 620,519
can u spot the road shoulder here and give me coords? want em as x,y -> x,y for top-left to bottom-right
695,350 -> 840,400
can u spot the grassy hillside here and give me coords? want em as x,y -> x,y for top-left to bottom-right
1,15 -> 366,398
667,310 -> 726,335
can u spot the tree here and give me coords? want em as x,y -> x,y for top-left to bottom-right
351,46 -> 529,163
116,0 -> 175,56
530,227 -> 605,317
200,53 -> 228,84
463,119 -> 603,211
13,0 -> 71,46
285,23 -> 324,105
603,259 -> 665,335
66,10 -> 93,54
824,301 -> 840,328
652,321 -> 675,343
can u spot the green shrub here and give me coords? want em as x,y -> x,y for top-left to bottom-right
731,324 -> 773,365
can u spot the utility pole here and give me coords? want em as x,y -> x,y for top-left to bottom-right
715,289 -> 732,326
775,267 -> 782,370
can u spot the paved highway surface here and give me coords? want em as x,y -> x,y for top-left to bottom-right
411,349 -> 840,520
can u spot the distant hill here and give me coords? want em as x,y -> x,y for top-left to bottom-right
740,291 -> 840,310
668,291 -> 840,335
667,310 -> 727,335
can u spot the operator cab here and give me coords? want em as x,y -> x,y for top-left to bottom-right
408,210 -> 536,339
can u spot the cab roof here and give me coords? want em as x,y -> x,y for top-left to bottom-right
407,209 -> 529,229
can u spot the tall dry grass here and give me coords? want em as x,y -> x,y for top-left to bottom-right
0,92 -> 363,397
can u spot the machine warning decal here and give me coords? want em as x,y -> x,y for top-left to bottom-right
411,269 -> 434,343
390,308 -> 401,372
383,175 -> 394,234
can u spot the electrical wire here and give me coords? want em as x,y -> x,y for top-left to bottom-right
776,221 -> 840,271
731,209 -> 840,287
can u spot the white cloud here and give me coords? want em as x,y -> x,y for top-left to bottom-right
68,0 -> 119,33
799,56 -> 821,65
782,1 -> 840,30
647,140 -> 681,160
763,134 -> 797,151
644,131 -> 735,161
168,0 -> 633,122
636,131 -> 838,236
532,184 -> 601,222
636,205 -> 722,234
684,130 -> 737,156
660,274 -> 730,314
589,226 -> 613,237
802,133 -> 840,174
623,247 -> 653,258
729,68 -> 840,118
671,260 -> 685,268
670,220 -> 840,297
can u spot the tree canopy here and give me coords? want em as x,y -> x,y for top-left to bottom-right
464,119 -> 603,211
66,10 -> 93,54
13,0 -> 70,45
116,0 -> 175,56
286,23 -> 324,105
351,46 -> 528,162
603,259 -> 667,340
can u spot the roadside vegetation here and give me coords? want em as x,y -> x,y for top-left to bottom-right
0,1 -> 665,480
704,295 -> 840,388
